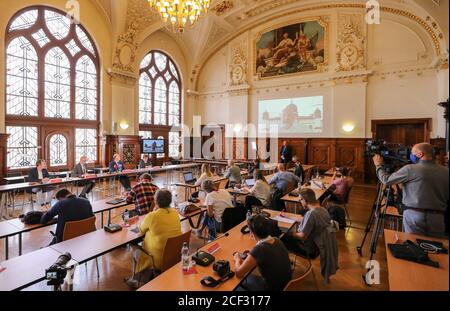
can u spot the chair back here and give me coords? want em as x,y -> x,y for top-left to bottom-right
283,260 -> 312,291
62,216 -> 96,241
160,230 -> 192,272
221,203 -> 246,232
215,179 -> 228,189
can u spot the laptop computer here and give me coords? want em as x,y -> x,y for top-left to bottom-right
244,178 -> 256,187
183,171 -> 197,185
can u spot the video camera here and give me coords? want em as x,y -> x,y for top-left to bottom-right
45,252 -> 72,288
365,140 -> 411,170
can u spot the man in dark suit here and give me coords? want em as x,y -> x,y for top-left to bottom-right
28,159 -> 55,208
109,153 -> 131,191
139,154 -> 153,169
41,189 -> 94,245
73,156 -> 96,199
280,140 -> 292,165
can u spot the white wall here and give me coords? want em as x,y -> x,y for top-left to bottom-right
195,6 -> 449,139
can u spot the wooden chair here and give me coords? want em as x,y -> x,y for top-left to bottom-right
215,179 -> 228,190
284,255 -> 314,291
62,216 -> 99,278
131,230 -> 192,286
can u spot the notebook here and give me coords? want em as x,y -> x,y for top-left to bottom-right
183,171 -> 197,184
106,198 -> 126,205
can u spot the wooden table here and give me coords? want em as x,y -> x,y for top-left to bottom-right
138,209 -> 301,291
0,247 -> 77,291
384,229 -> 449,291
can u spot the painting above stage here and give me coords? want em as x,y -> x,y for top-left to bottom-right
255,19 -> 327,78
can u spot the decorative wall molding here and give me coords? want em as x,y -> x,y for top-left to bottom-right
108,69 -> 138,85
336,13 -> 366,72
229,45 -> 248,86
227,84 -> 250,96
112,0 -> 156,74
212,1 -> 234,16
205,22 -> 229,49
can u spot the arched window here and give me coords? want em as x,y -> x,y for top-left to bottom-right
139,50 -> 182,161
5,6 -> 99,170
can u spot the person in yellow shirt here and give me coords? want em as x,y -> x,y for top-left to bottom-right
127,189 -> 182,288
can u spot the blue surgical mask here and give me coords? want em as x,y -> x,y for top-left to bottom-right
409,153 -> 421,164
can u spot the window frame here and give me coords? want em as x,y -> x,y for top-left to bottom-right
5,6 -> 100,172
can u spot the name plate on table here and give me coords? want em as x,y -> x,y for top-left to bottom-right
84,174 -> 97,179
122,170 -> 133,174
49,178 -> 63,183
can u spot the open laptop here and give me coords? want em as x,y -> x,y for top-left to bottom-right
183,171 -> 197,185
244,178 -> 256,187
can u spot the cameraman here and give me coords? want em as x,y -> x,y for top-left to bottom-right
373,143 -> 449,238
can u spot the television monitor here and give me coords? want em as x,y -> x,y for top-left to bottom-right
142,139 -> 164,153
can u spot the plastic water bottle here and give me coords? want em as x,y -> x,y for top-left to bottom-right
181,242 -> 189,271
123,209 -> 130,227
298,182 -> 302,191
246,210 -> 252,220
173,194 -> 178,208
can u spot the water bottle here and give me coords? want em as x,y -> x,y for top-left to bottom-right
246,209 -> 252,220
297,182 -> 302,191
173,194 -> 178,208
123,209 -> 130,227
66,172 -> 70,180
181,242 -> 189,271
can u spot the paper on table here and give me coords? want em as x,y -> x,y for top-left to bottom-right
271,215 -> 296,224
0,265 -> 6,273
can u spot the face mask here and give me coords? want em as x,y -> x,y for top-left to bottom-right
410,153 -> 421,164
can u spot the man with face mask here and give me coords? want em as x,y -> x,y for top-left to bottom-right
373,142 -> 449,238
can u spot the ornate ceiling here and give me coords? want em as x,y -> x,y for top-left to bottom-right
93,0 -> 448,84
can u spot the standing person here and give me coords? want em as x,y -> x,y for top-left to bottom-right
225,159 -> 242,187
373,142 -> 449,238
280,140 -> 293,165
109,153 -> 131,191
126,173 -> 159,215
139,154 -> 153,169
40,189 -> 94,245
28,159 -> 55,208
72,156 -> 96,199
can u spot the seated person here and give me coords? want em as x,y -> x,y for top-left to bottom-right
109,153 -> 131,191
139,154 -> 153,169
248,159 -> 261,175
268,163 -> 301,194
330,167 -> 354,203
40,189 -> 94,245
72,155 -> 95,199
234,215 -> 292,291
28,159 -> 55,208
195,163 -> 214,186
126,173 -> 159,215
194,180 -> 234,241
127,189 -> 182,288
244,169 -> 271,210
282,188 -> 331,258
292,155 -> 305,183
225,159 -> 242,187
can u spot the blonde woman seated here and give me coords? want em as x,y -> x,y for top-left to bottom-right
126,189 -> 182,288
243,169 -> 271,212
195,163 -> 214,187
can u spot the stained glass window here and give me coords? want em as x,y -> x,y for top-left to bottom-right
169,132 -> 181,158
6,126 -> 39,169
75,128 -> 97,163
75,55 -> 97,120
139,131 -> 152,139
5,6 -> 99,170
44,47 -> 71,118
139,51 -> 181,127
6,37 -> 39,116
49,134 -> 68,166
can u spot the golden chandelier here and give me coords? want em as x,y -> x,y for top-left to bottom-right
148,0 -> 211,32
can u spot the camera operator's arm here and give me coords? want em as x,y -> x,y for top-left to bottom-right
233,251 -> 257,278
40,202 -> 61,224
373,155 -> 411,185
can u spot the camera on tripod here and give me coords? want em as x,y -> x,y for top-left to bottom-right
45,252 -> 72,288
365,139 -> 411,171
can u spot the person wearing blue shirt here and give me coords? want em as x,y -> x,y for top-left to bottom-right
268,163 -> 301,194
108,153 -> 131,191
280,140 -> 293,165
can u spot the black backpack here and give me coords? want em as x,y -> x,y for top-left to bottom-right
327,204 -> 346,229
19,211 -> 44,225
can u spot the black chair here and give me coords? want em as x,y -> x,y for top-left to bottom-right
221,203 -> 247,233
